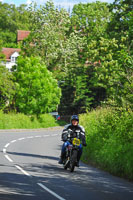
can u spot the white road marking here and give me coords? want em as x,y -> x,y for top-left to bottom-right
51,134 -> 58,136
37,183 -> 66,200
5,143 -> 10,148
11,140 -> 16,143
27,136 -> 34,139
3,133 -> 65,199
18,137 -> 25,140
35,135 -> 42,138
15,165 -> 31,176
5,155 -> 13,162
3,148 -> 6,153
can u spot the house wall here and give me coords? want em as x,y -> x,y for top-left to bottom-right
5,62 -> 17,71
3,51 -> 19,71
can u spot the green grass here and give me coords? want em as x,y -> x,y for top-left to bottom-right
80,107 -> 133,181
0,111 -> 61,129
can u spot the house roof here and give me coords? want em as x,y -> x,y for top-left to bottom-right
1,48 -> 21,61
17,30 -> 30,42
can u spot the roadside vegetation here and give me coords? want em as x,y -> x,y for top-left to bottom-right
80,107 -> 133,181
0,111 -> 59,129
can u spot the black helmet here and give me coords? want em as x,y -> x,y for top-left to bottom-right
71,115 -> 79,122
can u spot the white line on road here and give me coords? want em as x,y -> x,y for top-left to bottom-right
51,134 -> 58,136
18,137 -> 25,140
3,133 -> 65,199
5,155 -> 13,162
11,140 -> 17,143
35,135 -> 42,138
4,143 -> 10,148
15,165 -> 31,176
37,183 -> 66,200
3,148 -> 6,153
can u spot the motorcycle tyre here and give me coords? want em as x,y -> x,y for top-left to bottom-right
70,150 -> 78,172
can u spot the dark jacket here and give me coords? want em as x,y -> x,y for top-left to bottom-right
61,123 -> 86,146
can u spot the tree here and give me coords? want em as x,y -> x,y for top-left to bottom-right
22,1 -> 84,73
0,65 -> 15,110
71,1 -> 133,110
13,56 -> 61,115
0,2 -> 31,47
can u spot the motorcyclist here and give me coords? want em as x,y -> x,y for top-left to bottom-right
58,115 -> 87,167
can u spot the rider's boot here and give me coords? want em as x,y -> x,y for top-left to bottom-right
76,153 -> 81,167
76,161 -> 79,167
58,152 -> 65,164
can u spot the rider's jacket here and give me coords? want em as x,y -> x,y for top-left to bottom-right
61,124 -> 86,146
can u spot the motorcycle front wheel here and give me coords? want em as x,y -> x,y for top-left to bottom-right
70,150 -> 78,172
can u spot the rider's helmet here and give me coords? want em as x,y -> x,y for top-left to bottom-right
71,115 -> 79,123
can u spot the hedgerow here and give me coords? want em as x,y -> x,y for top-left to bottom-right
80,107 -> 133,180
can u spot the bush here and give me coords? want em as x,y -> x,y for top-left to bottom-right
0,111 -> 58,129
80,107 -> 133,180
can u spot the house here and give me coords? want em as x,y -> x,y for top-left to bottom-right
1,48 -> 21,71
1,30 -> 30,71
17,30 -> 30,43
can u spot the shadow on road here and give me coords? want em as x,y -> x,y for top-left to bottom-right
0,171 -> 44,200
7,151 -> 59,161
1,151 -> 133,200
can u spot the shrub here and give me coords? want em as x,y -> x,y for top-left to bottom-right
80,107 -> 133,180
0,112 -> 58,129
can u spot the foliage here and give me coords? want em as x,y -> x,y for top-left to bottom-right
0,111 -> 58,129
13,56 -> 61,115
80,107 -> 133,180
0,2 -> 31,47
0,65 -> 15,110
22,1 -> 84,73
71,1 -> 111,39
71,1 -> 133,110
108,0 -> 133,40
0,0 -> 132,113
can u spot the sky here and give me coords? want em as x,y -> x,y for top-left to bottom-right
0,0 -> 115,10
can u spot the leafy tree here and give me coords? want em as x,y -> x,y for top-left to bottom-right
108,0 -> 133,40
71,1 -> 111,40
22,1 -> 84,73
71,1 -> 132,110
0,65 -> 15,110
13,56 -> 61,115
0,2 -> 31,47
106,0 -> 133,108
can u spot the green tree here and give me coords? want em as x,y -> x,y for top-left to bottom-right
13,56 -> 61,115
0,2 -> 31,47
71,1 -> 133,110
22,1 -> 84,73
0,65 -> 15,110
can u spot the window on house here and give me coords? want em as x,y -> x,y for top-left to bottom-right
11,57 -> 17,63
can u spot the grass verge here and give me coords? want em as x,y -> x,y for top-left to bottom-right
0,111 -> 63,129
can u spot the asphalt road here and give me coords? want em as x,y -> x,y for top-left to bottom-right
0,127 -> 133,200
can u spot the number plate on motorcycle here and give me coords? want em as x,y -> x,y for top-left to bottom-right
73,138 -> 80,146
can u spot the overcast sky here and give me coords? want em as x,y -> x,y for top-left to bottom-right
0,0 -> 115,10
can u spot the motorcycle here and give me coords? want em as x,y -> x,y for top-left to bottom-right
62,130 -> 81,172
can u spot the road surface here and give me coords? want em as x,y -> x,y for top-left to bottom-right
0,127 -> 133,200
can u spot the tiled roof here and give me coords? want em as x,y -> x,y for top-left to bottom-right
17,30 -> 30,42
1,48 -> 21,61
